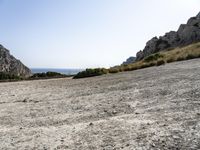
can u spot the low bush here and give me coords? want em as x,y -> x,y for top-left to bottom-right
123,66 -> 134,71
166,58 -> 174,63
0,72 -> 22,81
73,68 -> 108,79
46,71 -> 64,77
176,56 -> 186,61
149,62 -> 157,67
156,60 -> 165,66
108,68 -> 120,73
140,62 -> 154,69
144,53 -> 164,62
186,54 -> 200,60
195,43 -> 200,49
30,71 -> 66,79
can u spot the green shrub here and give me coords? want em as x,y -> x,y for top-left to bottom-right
156,60 -> 165,66
186,54 -> 199,60
195,44 -> 200,49
46,71 -> 63,77
123,66 -> 134,71
108,68 -> 120,74
31,71 -> 66,79
139,62 -> 156,69
0,72 -> 22,81
73,68 -> 108,79
166,58 -> 174,63
176,56 -> 185,61
144,53 -> 164,62
148,62 -> 157,67
119,67 -> 126,72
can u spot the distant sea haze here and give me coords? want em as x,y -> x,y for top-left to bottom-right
31,68 -> 83,75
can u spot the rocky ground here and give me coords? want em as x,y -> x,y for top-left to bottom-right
0,59 -> 200,150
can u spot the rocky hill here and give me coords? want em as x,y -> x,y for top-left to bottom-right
136,12 -> 200,61
0,45 -> 31,77
122,56 -> 136,65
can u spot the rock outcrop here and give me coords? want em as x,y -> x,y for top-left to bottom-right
136,12 -> 200,61
0,45 -> 31,77
122,57 -> 136,65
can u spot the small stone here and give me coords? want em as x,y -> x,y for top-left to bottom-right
89,122 -> 93,126
112,110 -> 117,114
22,99 -> 28,103
151,143 -> 156,147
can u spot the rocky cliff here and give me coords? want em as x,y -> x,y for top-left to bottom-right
136,12 -> 200,61
0,45 -> 31,77
122,57 -> 136,65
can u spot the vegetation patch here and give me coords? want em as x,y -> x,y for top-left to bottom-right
156,60 -> 165,66
108,68 -> 120,73
144,53 -> 164,62
111,42 -> 200,74
30,71 -> 68,79
0,72 -> 22,81
74,42 -> 200,79
73,68 -> 108,79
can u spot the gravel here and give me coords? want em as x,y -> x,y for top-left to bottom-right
0,59 -> 200,150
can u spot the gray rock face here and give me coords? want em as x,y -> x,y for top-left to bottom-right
122,57 -> 136,65
136,12 -> 200,61
0,45 -> 31,77
197,12 -> 200,18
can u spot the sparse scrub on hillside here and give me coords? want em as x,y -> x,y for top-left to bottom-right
115,42 -> 200,73
144,53 -> 164,62
141,62 -> 157,68
73,42 -> 200,79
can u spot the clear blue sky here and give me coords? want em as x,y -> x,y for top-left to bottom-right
0,0 -> 199,68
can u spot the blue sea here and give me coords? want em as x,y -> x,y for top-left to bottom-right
31,68 -> 83,75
